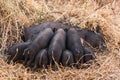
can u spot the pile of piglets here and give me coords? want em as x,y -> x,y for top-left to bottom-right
7,22 -> 107,71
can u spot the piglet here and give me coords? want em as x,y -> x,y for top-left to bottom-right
7,41 -> 31,63
23,28 -> 54,67
48,28 -> 66,70
61,50 -> 74,67
33,49 -> 48,71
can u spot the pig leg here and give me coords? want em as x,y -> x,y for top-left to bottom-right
53,58 -> 60,71
33,58 -> 39,71
23,54 -> 29,66
26,59 -> 33,67
41,53 -> 48,69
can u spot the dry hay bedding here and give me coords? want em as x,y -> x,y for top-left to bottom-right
7,22 -> 107,71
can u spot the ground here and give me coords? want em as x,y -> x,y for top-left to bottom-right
0,0 -> 120,80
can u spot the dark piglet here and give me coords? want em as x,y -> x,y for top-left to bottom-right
48,29 -> 66,70
23,28 -> 54,67
67,28 -> 84,66
23,22 -> 80,41
7,41 -> 31,63
61,50 -> 74,67
33,49 -> 48,71
78,26 -> 107,50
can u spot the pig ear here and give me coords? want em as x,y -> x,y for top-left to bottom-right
5,47 -> 9,54
95,25 -> 101,33
80,38 -> 92,47
23,48 -> 29,55
80,38 -> 84,45
16,48 -> 19,53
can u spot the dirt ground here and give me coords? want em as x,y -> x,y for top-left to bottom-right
0,0 -> 120,80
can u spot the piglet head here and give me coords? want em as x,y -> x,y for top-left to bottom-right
94,25 -> 107,50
